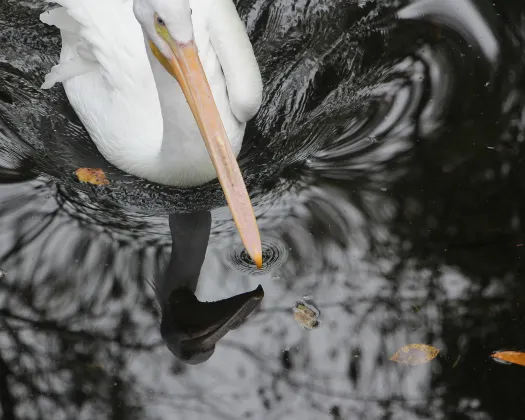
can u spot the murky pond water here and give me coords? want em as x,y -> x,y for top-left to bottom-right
1,0 -> 525,419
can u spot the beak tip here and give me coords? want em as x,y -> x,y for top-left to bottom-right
253,253 -> 263,269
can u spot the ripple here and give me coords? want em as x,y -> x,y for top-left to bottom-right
227,238 -> 289,274
398,0 -> 500,67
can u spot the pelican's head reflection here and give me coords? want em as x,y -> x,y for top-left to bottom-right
153,212 -> 264,364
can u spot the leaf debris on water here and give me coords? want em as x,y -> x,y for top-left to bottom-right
390,344 -> 440,365
452,355 -> 461,369
293,300 -> 321,330
87,363 -> 104,370
491,351 -> 525,367
76,168 -> 109,186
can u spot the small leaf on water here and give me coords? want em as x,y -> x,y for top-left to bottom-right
293,300 -> 321,330
452,355 -> 461,369
76,168 -> 109,186
87,363 -> 104,370
491,351 -> 525,367
390,344 -> 440,365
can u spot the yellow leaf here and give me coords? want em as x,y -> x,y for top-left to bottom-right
76,168 -> 109,186
390,344 -> 440,365
491,351 -> 525,367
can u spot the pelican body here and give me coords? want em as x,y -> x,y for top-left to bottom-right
40,0 -> 263,265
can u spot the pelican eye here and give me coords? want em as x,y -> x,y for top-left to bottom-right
156,16 -> 166,26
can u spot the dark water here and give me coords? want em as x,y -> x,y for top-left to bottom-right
1,0 -> 525,418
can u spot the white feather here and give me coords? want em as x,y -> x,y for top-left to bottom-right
40,0 -> 263,187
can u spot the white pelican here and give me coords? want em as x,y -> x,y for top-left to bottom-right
39,0 -> 263,267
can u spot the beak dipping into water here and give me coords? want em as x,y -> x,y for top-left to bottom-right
150,32 -> 262,269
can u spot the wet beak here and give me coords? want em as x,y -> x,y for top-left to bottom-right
150,39 -> 262,269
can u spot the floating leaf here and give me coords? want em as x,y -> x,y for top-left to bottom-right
86,363 -> 104,371
76,168 -> 109,186
390,344 -> 440,365
491,351 -> 525,367
293,300 -> 321,330
452,355 -> 461,369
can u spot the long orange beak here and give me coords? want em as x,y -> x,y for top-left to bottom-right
150,39 -> 262,269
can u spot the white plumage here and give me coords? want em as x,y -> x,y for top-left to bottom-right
40,0 -> 263,187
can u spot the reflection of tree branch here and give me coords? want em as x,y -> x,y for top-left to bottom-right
150,398 -> 237,420
1,318 -> 65,405
1,317 -> 30,371
221,339 -> 427,403
0,352 -> 16,420
0,308 -> 162,351
0,209 -> 59,262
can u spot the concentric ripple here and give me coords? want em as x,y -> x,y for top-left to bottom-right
227,237 -> 289,274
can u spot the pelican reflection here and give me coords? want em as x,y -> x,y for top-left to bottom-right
151,212 -> 264,364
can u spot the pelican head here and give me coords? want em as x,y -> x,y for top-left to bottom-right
133,0 -> 263,269
160,286 -> 264,364
133,0 -> 194,49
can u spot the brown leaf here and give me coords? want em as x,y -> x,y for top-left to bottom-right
76,168 -> 109,186
390,344 -> 440,365
292,301 -> 321,330
491,351 -> 525,367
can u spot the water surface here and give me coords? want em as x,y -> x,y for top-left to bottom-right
1,0 -> 525,419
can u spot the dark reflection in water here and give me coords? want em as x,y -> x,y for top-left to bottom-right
1,0 -> 525,419
156,212 -> 263,365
